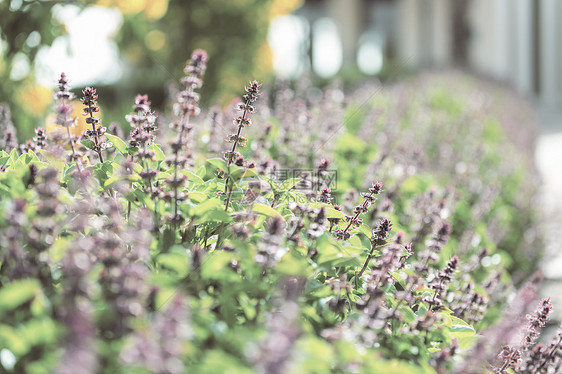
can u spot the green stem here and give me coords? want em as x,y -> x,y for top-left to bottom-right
358,242 -> 379,278
87,107 -> 104,163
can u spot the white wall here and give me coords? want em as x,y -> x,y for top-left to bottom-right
397,0 -> 451,66
514,0 -> 533,94
540,0 -> 561,105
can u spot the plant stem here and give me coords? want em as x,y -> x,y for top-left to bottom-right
216,104 -> 248,249
342,190 -> 376,236
86,107 -> 103,163
66,121 -> 81,173
391,276 -> 417,316
358,242 -> 383,278
172,112 -> 190,223
223,115 -> 246,206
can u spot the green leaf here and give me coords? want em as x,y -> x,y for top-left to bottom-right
252,203 -> 283,218
277,250 -> 309,275
104,174 -> 141,189
206,158 -> 227,171
450,324 -> 476,338
160,228 -> 176,253
196,165 -> 206,178
0,325 -> 28,356
417,303 -> 429,316
194,198 -> 223,216
200,209 -> 230,223
279,177 -> 303,191
180,170 -> 204,186
91,161 -> 115,186
154,288 -> 178,310
309,202 -> 346,220
0,279 -> 40,316
358,223 -> 372,237
148,142 -> 165,161
133,188 -> 155,210
398,304 -> 416,323
448,315 -> 472,327
18,318 -> 58,348
157,252 -> 189,277
24,151 -> 39,163
105,133 -> 128,155
30,161 -> 51,170
0,156 -> 9,167
201,252 -> 237,280
80,139 -> 96,150
7,148 -> 18,166
103,175 -> 121,189
447,315 -> 476,339
242,168 -> 259,178
316,240 -> 364,268
188,191 -> 207,203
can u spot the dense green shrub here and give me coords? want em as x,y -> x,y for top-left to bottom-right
0,52 -> 558,373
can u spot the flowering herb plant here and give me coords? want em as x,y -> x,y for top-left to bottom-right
0,51 -> 556,373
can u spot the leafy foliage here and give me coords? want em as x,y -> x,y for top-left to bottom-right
0,54 -> 557,373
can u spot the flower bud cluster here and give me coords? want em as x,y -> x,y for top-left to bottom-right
415,221 -> 451,274
491,297 -> 552,373
223,81 -> 261,167
93,199 -> 151,338
522,298 -> 552,350
52,73 -> 85,168
519,326 -> 562,373
353,244 -> 403,343
121,295 -> 190,374
28,168 -> 61,254
128,94 -> 157,148
307,206 -> 327,239
371,218 -> 392,246
81,87 -> 110,162
430,339 -> 458,374
450,279 -> 488,326
166,50 -> 207,224
335,182 -> 383,240
255,215 -> 286,267
128,95 -> 159,195
34,127 -> 47,149
497,345 -> 521,373
0,103 -> 17,152
249,279 -> 302,374
54,73 -> 75,128
56,237 -> 97,374
426,256 -> 458,309
1,198 -> 29,279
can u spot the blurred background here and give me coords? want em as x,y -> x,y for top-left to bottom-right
2,0 -> 562,139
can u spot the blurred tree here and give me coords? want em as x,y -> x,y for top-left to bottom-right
0,0 -> 63,140
1,0 -> 303,140
100,0 -> 303,107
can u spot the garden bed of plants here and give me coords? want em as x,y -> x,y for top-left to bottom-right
0,50 -> 560,373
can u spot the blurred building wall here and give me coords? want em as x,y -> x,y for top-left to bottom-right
298,0 -> 562,106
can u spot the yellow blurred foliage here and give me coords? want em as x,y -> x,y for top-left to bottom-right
144,0 -> 169,20
16,84 -> 52,116
254,42 -> 274,79
269,0 -> 303,18
97,0 -> 168,19
145,30 -> 167,51
45,101 -> 101,138
97,0 -> 146,14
